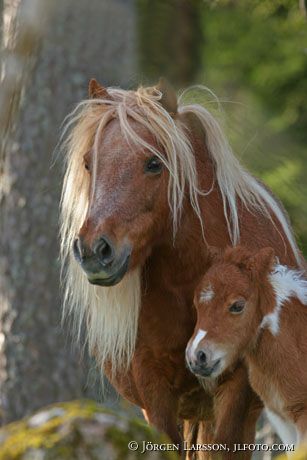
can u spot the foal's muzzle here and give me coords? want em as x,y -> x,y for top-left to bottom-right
186,345 -> 221,379
187,355 -> 221,378
73,236 -> 131,286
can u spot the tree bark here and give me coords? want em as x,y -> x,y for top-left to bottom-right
137,0 -> 203,86
0,0 -> 136,424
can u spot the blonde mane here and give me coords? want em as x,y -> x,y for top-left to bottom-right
60,84 -> 302,374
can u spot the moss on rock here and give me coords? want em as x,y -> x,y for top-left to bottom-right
0,400 -> 179,460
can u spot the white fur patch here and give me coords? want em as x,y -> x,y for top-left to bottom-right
199,285 -> 214,303
190,329 -> 207,356
261,264 -> 307,335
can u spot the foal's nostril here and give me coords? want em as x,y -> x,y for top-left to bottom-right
197,350 -> 207,365
94,236 -> 114,267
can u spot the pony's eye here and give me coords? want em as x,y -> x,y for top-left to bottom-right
144,156 -> 163,174
83,151 -> 91,172
229,300 -> 245,314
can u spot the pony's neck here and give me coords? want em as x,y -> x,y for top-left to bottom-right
186,124 -> 232,249
150,207 -> 207,290
151,132 -> 231,287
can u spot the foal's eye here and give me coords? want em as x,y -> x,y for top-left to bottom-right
229,300 -> 245,314
144,156 -> 163,174
84,162 -> 90,171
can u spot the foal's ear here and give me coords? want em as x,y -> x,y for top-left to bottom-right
156,77 -> 178,116
247,247 -> 275,277
207,246 -> 223,265
88,78 -> 110,99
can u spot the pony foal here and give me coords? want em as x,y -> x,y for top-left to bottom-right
186,246 -> 307,448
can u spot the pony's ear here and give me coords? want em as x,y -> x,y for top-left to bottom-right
247,247 -> 275,277
156,77 -> 178,115
88,78 -> 110,99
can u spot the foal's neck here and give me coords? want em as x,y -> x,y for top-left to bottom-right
244,276 -> 307,387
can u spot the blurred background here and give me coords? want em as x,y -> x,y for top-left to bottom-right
0,0 -> 306,455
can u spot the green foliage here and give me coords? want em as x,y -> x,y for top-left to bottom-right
203,0 -> 307,137
199,0 -> 307,255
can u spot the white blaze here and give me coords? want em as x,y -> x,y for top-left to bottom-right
199,285 -> 214,303
190,329 -> 207,358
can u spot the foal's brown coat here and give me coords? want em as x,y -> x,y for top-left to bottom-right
189,246 -> 307,446
61,80 -> 303,458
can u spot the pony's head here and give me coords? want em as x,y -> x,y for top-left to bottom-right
62,78 -> 203,287
186,246 -> 276,379
60,78 -> 207,372
75,111 -> 170,286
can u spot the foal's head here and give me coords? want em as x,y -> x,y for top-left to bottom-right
186,246 -> 275,379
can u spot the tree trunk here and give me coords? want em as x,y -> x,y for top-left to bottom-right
0,0 -> 136,424
137,0 -> 203,86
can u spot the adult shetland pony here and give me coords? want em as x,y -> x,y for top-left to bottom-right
60,78 -> 303,457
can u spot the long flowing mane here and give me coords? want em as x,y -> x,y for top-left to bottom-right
59,84 -> 302,373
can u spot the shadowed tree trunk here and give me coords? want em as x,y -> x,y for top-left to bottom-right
137,0 -> 203,86
0,0 -> 136,424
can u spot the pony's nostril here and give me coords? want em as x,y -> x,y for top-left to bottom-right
197,350 -> 207,365
100,241 -> 110,258
94,237 -> 114,266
